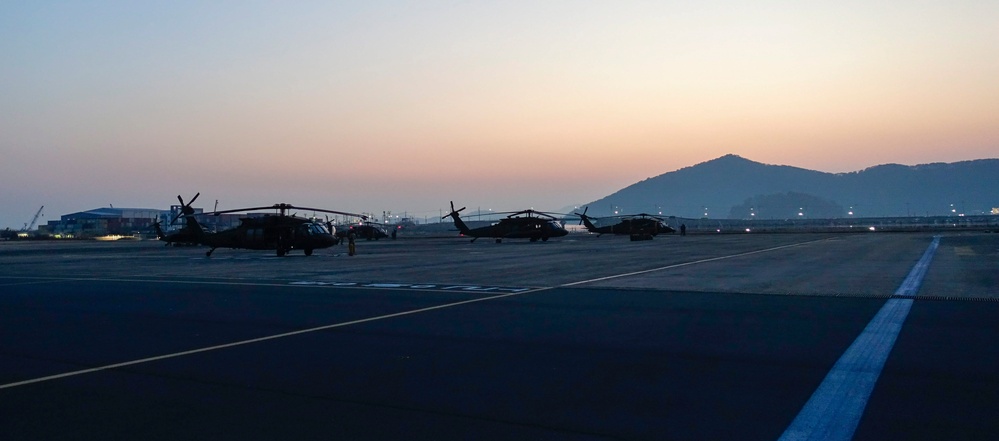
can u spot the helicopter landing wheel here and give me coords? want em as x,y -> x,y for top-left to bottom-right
277,248 -> 287,257
206,248 -> 215,257
304,248 -> 313,256
542,237 -> 549,242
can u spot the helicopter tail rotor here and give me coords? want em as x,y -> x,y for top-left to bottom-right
573,206 -> 590,226
573,206 -> 602,232
441,201 -> 466,220
150,218 -> 166,239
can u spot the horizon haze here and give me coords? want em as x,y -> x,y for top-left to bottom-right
3,2 -> 998,229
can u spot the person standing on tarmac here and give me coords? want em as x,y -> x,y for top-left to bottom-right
348,230 -> 357,256
680,223 -> 687,236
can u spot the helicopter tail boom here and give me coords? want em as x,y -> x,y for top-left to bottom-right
574,207 -> 601,233
173,194 -> 209,243
442,201 -> 471,235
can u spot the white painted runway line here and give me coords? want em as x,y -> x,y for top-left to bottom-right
0,288 -> 551,390
0,279 -> 69,288
561,238 -> 831,287
0,237 -> 830,390
778,236 -> 940,441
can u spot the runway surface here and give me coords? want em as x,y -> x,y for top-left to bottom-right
1,232 -> 997,440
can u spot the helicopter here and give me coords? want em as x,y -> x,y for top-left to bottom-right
334,221 -> 390,241
152,197 -> 224,246
151,218 -> 202,246
442,201 -> 568,243
170,193 -> 366,256
574,206 -> 675,241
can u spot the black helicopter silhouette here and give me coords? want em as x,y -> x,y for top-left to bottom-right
334,221 -> 390,241
442,201 -> 568,243
151,218 -> 201,246
166,193 -> 366,256
152,196 -> 211,246
574,206 -> 675,241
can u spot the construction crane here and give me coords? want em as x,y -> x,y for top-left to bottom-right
22,205 -> 44,231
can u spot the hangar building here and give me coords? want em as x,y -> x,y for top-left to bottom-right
44,206 -> 241,238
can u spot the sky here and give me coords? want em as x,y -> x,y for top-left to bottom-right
2,1 -> 998,229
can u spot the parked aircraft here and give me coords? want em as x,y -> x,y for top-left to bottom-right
334,221 -> 390,241
574,206 -> 674,241
170,193 -> 365,256
442,201 -> 568,243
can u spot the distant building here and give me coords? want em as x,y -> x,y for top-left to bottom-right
44,208 -> 164,238
44,206 -> 242,238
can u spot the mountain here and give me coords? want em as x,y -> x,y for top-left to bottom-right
581,154 -> 999,219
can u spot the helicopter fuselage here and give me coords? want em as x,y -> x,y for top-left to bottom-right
443,202 -> 568,243
167,194 -> 364,256
465,219 -> 567,241
198,217 -> 337,255
587,218 -> 673,236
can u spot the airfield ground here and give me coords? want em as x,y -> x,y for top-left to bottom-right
1,232 -> 997,440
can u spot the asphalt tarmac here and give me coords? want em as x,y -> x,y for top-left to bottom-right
1,231 -> 997,440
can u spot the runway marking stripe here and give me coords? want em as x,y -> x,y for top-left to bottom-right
562,238 -> 831,287
0,288 -> 552,390
778,236 -> 940,441
289,281 -> 533,293
0,237 -> 829,390
0,279 -> 69,288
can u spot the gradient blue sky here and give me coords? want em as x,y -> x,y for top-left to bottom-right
3,1 -> 997,228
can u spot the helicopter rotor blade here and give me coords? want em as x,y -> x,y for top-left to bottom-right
526,209 -> 559,219
490,208 -> 560,219
206,204 -> 368,220
623,212 -> 667,221
207,206 -> 277,216
289,206 -> 368,219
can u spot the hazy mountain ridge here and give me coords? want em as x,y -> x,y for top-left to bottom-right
582,154 -> 999,219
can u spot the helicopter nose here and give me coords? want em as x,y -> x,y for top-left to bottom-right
321,234 -> 336,247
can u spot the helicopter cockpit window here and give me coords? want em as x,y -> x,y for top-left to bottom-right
308,223 -> 329,235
